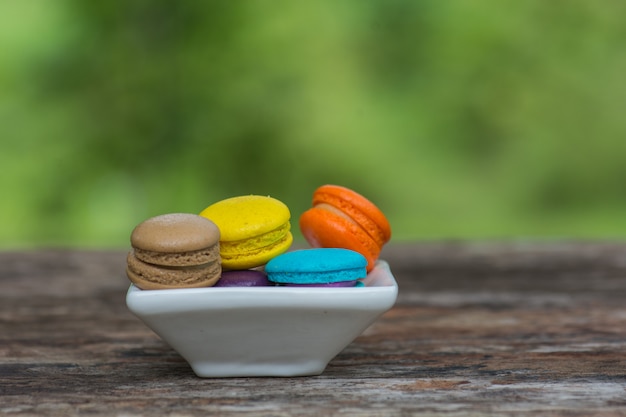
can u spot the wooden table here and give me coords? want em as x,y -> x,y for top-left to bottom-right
2,242 -> 626,416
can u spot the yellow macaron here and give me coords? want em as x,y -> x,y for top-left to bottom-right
199,195 -> 293,270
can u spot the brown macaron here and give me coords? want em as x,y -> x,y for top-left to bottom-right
126,213 -> 221,290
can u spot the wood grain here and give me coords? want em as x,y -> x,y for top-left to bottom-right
2,242 -> 626,416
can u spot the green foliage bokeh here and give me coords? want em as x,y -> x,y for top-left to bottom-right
2,0 -> 626,248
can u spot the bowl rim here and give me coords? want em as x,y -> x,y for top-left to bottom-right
126,260 -> 398,313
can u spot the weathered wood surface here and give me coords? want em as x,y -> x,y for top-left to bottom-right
2,242 -> 626,416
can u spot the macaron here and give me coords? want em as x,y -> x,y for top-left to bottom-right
126,213 -> 222,290
214,270 -> 271,287
199,195 -> 293,270
265,248 -> 367,287
299,185 -> 391,272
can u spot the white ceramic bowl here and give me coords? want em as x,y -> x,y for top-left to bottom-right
126,260 -> 398,377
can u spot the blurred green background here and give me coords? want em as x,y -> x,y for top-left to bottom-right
2,0 -> 626,249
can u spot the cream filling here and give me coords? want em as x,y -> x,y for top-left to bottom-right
315,203 -> 354,223
134,245 -> 220,266
312,203 -> 379,257
127,252 -> 221,285
314,197 -> 387,246
220,222 -> 291,255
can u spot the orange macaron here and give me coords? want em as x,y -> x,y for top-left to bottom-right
299,185 -> 391,272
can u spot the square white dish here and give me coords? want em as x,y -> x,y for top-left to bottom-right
126,260 -> 398,377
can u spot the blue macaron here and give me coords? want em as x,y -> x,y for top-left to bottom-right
265,248 -> 367,286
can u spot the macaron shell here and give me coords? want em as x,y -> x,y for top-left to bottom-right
282,280 -> 358,288
312,185 -> 391,246
199,195 -> 291,242
131,213 -> 220,253
299,208 -> 380,272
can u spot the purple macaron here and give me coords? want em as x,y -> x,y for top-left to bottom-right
214,270 -> 271,287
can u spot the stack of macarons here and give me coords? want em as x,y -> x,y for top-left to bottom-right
125,184 -> 391,290
126,213 -> 222,290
